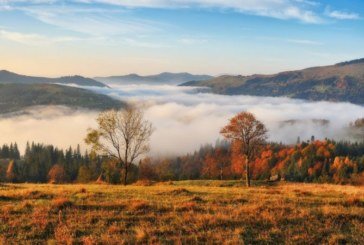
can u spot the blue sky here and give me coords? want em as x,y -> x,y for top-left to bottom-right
0,0 -> 363,77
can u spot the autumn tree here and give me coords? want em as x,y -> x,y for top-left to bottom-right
202,153 -> 218,179
85,107 -> 153,185
6,160 -> 18,182
202,148 -> 230,180
220,112 -> 267,187
48,164 -> 66,184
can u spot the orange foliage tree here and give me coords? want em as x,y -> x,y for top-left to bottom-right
48,164 -> 66,184
220,112 -> 267,187
202,148 -> 230,180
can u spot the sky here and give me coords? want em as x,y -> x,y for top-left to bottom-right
0,0 -> 363,77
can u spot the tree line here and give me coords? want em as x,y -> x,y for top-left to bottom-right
139,140 -> 364,185
0,143 -> 20,160
0,142 -> 103,183
0,139 -> 363,185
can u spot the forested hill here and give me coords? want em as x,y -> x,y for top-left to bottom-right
0,83 -> 125,114
95,72 -> 213,85
0,70 -> 107,87
181,58 -> 364,105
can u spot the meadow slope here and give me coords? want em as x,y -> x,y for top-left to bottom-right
0,181 -> 363,244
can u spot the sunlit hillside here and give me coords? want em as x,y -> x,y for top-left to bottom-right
0,181 -> 363,243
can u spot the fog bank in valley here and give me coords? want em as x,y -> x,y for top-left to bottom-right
0,106 -> 98,153
0,84 -> 363,155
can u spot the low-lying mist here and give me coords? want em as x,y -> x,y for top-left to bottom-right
0,84 -> 363,155
0,106 -> 98,153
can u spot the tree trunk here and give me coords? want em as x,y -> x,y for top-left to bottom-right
123,164 -> 128,185
124,143 -> 129,186
245,160 -> 251,187
220,167 -> 223,180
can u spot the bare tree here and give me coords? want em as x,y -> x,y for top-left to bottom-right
220,112 -> 267,187
85,107 -> 153,185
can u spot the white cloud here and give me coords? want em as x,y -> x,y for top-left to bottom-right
0,29 -> 83,45
0,0 -> 56,3
20,6 -> 162,36
327,10 -> 360,20
1,0 -> 323,24
0,3 -> 165,37
85,0 -> 323,23
293,0 -> 320,7
0,4 -> 12,10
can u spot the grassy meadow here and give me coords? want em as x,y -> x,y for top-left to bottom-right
0,181 -> 363,244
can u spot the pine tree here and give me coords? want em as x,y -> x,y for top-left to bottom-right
13,143 -> 20,159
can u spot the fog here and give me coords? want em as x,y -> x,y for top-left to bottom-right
0,106 -> 98,153
0,83 -> 363,155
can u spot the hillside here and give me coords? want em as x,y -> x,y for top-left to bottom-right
0,83 -> 125,114
0,70 -> 107,87
0,182 -> 363,243
95,72 -> 213,85
182,58 -> 364,104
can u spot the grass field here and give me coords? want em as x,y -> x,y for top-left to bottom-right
0,181 -> 363,244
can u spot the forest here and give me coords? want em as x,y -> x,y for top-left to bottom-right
1,139 -> 363,185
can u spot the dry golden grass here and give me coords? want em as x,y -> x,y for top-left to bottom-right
0,181 -> 363,244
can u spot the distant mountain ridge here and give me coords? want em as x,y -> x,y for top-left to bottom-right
181,58 -> 364,105
0,83 -> 125,114
95,72 -> 213,85
336,58 -> 364,66
0,70 -> 107,87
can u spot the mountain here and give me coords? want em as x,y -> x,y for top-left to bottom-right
95,72 -> 213,85
0,83 -> 125,114
0,70 -> 107,87
181,58 -> 364,105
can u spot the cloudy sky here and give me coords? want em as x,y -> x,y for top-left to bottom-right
0,0 -> 363,76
